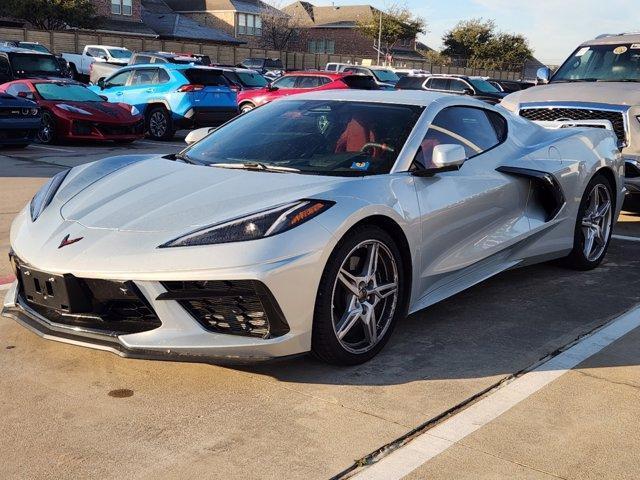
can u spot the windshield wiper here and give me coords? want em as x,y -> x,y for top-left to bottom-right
597,79 -> 640,83
552,78 -> 599,83
167,152 -> 198,165
209,162 -> 300,173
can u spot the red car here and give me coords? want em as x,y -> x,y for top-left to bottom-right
0,79 -> 144,144
237,71 -> 377,113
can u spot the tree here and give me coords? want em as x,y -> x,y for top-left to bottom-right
0,0 -> 102,31
357,4 -> 427,61
441,18 -> 532,68
258,4 -> 307,51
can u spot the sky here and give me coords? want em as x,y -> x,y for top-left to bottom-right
300,0 -> 640,65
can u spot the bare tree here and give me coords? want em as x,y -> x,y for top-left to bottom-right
258,1 -> 307,51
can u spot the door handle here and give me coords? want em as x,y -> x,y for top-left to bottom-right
115,91 -> 123,96
146,88 -> 155,93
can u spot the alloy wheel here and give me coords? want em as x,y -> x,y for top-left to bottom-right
330,240 -> 399,354
581,183 -> 613,262
149,111 -> 167,138
38,114 -> 53,144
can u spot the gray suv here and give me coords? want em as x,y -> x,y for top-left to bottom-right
501,33 -> 640,209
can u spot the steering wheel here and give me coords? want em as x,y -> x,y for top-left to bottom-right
360,142 -> 395,154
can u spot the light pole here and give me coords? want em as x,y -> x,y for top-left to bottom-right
377,10 -> 382,65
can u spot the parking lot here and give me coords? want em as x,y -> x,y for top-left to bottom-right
1,140 -> 640,479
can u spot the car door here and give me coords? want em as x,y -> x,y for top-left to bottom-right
122,67 -> 162,113
264,75 -> 299,101
448,78 -> 474,95
411,106 -> 531,304
99,69 -> 133,103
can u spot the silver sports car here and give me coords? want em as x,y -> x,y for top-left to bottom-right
2,91 -> 624,365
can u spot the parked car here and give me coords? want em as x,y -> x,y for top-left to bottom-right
325,62 -> 352,72
62,45 -> 132,81
0,79 -> 144,144
0,46 -> 67,84
0,40 -> 72,78
239,58 -> 284,78
0,91 -> 40,148
488,78 -> 535,93
392,68 -> 430,77
218,66 -> 268,91
236,71 -> 377,113
395,74 -> 506,104
89,51 -> 210,85
341,66 -> 400,88
500,32 -> 640,211
1,91 -> 623,364
90,64 -> 238,140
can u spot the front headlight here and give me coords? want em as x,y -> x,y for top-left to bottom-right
57,103 -> 91,115
30,169 -> 70,221
160,199 -> 334,247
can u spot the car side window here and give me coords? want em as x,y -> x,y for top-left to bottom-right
105,70 -> 132,88
133,55 -> 152,64
426,78 -> 449,90
296,76 -> 321,88
448,79 -> 468,93
156,69 -> 170,84
88,48 -> 106,58
415,106 -> 506,168
6,83 -> 32,98
131,68 -> 158,86
152,57 -> 167,64
273,76 -> 297,88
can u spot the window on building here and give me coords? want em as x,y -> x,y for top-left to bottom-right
111,0 -> 132,16
308,39 -> 335,54
237,13 -> 262,36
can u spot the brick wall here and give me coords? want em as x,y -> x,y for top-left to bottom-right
91,0 -> 142,23
182,11 -> 264,48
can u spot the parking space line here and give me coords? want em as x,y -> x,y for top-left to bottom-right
0,283 -> 11,291
135,140 -> 185,147
613,234 -> 640,243
350,305 -> 640,480
29,145 -> 75,153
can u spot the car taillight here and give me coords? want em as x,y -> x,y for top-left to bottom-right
177,84 -> 204,92
229,84 -> 241,92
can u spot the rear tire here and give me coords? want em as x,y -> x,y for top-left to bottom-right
240,103 -> 255,113
311,225 -> 406,365
145,106 -> 174,141
562,174 -> 614,270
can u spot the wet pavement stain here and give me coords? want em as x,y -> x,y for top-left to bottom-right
5,345 -> 15,350
108,389 -> 134,398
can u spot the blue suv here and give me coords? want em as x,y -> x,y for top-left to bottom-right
91,64 -> 238,140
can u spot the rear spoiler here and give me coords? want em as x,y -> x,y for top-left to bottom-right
533,119 -> 614,132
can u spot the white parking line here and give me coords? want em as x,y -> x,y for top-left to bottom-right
0,283 -> 11,291
351,305 -> 640,480
29,145 -> 75,153
613,234 -> 640,243
135,140 -> 185,147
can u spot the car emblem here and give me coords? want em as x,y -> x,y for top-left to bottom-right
58,234 -> 83,249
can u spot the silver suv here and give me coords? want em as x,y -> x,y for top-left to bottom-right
501,33 -> 640,209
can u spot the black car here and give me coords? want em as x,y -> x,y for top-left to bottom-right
238,58 -> 284,76
0,41 -> 71,78
217,66 -> 268,91
488,78 -> 535,93
0,92 -> 41,148
0,46 -> 67,84
395,74 -> 506,105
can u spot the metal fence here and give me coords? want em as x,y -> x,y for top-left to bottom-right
0,26 -> 525,81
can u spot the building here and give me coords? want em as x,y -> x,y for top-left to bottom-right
141,0 -> 243,44
283,1 -> 425,62
162,0 -> 282,47
92,0 -> 157,35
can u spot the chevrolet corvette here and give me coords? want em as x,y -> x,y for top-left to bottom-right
1,90 -> 624,365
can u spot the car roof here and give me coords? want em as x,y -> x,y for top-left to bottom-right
283,71 -> 346,79
0,45 -> 51,55
584,33 -> 640,46
87,45 -> 127,50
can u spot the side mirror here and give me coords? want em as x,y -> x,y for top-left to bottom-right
17,91 -> 34,100
185,127 -> 216,145
536,67 -> 551,84
412,144 -> 467,177
101,55 -> 108,61
99,95 -> 108,101
462,88 -> 474,96
267,83 -> 278,92
97,78 -> 105,89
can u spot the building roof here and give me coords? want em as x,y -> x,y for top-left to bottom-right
142,0 -> 244,44
283,2 -> 376,27
164,0 -> 280,15
98,18 -> 158,36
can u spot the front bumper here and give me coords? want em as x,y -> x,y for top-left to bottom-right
67,119 -> 144,141
0,117 -> 40,145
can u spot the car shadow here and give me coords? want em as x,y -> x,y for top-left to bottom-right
237,240 -> 640,386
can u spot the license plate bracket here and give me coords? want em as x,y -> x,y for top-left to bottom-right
19,267 -> 91,312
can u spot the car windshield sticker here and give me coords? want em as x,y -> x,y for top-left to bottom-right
351,161 -> 370,171
613,46 -> 628,55
631,44 -> 640,49
575,47 -> 590,57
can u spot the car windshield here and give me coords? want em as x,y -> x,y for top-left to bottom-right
371,69 -> 400,83
184,100 -> 423,176
264,59 -> 283,69
235,71 -> 268,87
9,53 -> 60,74
19,43 -> 49,54
108,49 -> 132,59
35,82 -> 104,102
469,78 -> 500,93
553,43 -> 640,82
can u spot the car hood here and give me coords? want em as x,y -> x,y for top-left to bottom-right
50,101 -> 137,120
502,82 -> 640,110
0,92 -> 36,108
59,156 -> 349,233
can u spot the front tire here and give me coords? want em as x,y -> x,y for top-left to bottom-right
312,225 -> 406,365
145,106 -> 174,141
37,111 -> 56,144
563,174 -> 614,270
